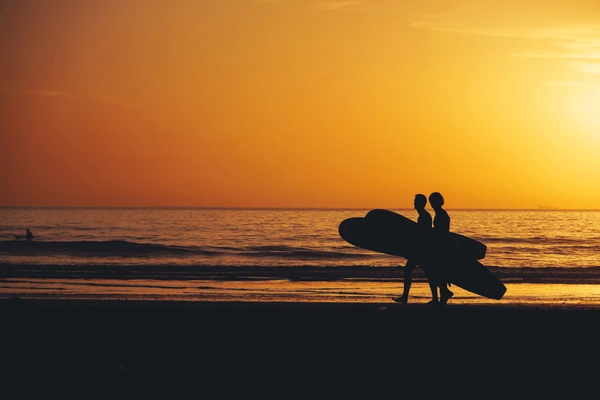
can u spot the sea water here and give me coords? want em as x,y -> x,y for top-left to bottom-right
2,207 -> 599,268
1,207 -> 600,303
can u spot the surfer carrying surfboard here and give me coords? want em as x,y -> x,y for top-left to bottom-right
392,194 -> 438,304
429,192 -> 454,305
338,204 -> 506,301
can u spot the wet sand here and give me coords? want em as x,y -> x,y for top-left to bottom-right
2,298 -> 599,397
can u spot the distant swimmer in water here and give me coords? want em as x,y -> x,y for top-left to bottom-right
15,229 -> 34,241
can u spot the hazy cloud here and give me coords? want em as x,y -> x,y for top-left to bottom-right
0,89 -> 141,108
244,0 -> 363,11
312,1 -> 361,11
244,0 -> 284,3
575,61 -> 600,74
13,89 -> 66,97
413,14 -> 600,77
544,81 -> 600,87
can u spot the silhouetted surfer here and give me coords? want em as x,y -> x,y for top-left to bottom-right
14,229 -> 34,241
429,192 -> 453,305
393,194 -> 437,304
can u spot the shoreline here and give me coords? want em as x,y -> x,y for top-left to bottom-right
4,279 -> 600,305
4,263 -> 600,284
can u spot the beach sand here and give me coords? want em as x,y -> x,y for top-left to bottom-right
2,298 -> 599,397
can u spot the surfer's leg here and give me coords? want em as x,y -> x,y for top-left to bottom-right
421,265 -> 439,304
427,282 -> 438,304
440,281 -> 453,305
394,260 -> 416,303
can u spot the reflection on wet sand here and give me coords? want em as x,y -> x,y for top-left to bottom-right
3,278 -> 600,305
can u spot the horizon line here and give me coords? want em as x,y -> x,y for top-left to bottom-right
1,206 -> 599,212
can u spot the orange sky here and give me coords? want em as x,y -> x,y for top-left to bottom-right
1,0 -> 600,209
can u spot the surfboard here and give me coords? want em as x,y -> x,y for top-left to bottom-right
365,209 -> 487,260
338,210 -> 506,300
14,235 -> 33,240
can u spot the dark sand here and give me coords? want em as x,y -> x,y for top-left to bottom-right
2,298 -> 599,397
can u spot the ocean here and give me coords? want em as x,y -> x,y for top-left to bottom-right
2,207 -> 600,304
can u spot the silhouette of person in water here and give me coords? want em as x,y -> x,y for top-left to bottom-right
393,194 -> 438,304
429,192 -> 454,305
26,229 -> 34,241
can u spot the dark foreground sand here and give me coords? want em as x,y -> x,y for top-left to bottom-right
2,299 -> 599,397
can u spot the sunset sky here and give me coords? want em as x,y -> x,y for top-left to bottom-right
1,0 -> 600,209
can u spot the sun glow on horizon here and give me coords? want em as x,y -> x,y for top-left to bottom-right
1,0 -> 600,210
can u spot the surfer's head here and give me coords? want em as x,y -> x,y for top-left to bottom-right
429,192 -> 444,208
414,194 -> 427,209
